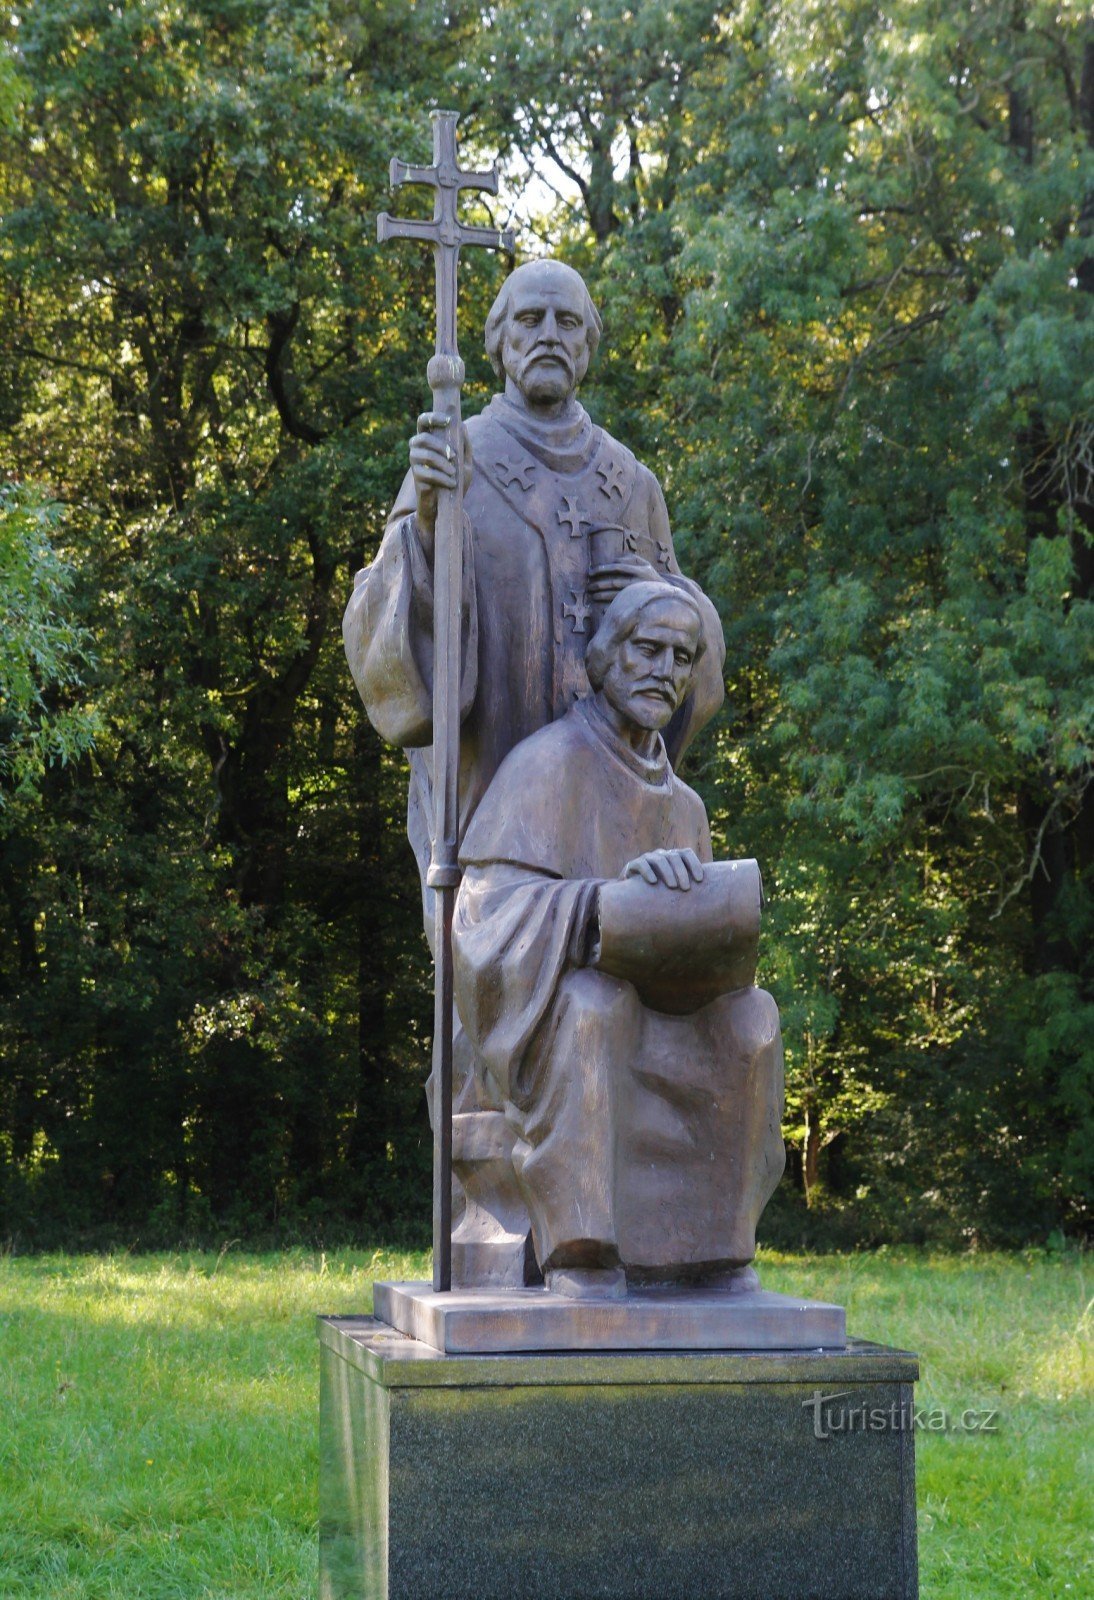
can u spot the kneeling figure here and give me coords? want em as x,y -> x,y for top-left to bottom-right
453,582 -> 785,1300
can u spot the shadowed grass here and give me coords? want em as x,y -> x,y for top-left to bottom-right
0,1248 -> 1088,1597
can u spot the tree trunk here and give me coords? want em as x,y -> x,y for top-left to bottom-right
803,1102 -> 821,1206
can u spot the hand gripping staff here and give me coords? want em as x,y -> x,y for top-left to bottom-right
377,111 -> 514,1292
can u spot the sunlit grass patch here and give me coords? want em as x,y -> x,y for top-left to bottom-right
1,1248 -> 1088,1598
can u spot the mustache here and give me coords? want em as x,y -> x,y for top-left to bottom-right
523,349 -> 574,374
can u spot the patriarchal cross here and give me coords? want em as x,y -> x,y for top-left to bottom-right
377,111 -> 515,1295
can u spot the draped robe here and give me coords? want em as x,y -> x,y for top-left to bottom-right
454,699 -> 786,1277
343,394 -> 726,944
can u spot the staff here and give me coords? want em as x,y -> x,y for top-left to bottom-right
377,111 -> 514,1292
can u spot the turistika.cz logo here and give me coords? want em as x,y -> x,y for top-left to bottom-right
803,1390 -> 1000,1440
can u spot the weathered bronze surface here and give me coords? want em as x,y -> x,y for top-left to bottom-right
453,585 -> 785,1297
345,250 -> 790,1314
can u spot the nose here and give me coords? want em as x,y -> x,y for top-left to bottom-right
536,310 -> 560,344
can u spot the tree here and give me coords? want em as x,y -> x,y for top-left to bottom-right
477,0 -> 1094,1240
0,483 -> 97,809
0,0 -> 508,1243
2,0 -> 1089,1246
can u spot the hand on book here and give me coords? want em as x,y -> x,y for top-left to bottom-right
621,848 -> 705,891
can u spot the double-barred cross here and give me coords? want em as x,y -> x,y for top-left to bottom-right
377,109 -> 515,374
376,111 -> 515,1296
375,109 -> 514,893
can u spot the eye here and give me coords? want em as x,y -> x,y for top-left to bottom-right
637,642 -> 657,656
675,650 -> 692,666
558,314 -> 582,329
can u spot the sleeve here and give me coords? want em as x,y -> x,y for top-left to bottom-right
640,468 -> 727,770
453,864 -> 600,1103
341,469 -> 478,750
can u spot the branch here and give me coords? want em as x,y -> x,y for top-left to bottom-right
10,343 -> 118,382
264,303 -> 326,445
538,129 -> 591,210
842,266 -> 964,296
991,795 -> 1065,920
991,768 -> 1094,920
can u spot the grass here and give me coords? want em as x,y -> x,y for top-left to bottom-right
0,1246 -> 1088,1598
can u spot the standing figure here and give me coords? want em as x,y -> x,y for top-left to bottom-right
453,583 -> 785,1300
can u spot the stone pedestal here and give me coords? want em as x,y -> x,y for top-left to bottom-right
319,1316 -> 918,1600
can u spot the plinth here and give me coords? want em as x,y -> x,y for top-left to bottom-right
373,1279 -> 845,1353
319,1315 -> 918,1600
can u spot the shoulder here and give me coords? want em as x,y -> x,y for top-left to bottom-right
632,458 -> 663,494
460,708 -> 595,869
592,439 -> 666,525
491,709 -> 591,786
465,408 -> 499,449
632,459 -> 668,521
672,771 -> 709,830
594,424 -> 643,481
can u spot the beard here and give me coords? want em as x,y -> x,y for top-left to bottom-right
517,353 -> 574,402
502,338 -> 589,404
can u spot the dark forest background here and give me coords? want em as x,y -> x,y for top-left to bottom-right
1,0 -> 1091,1250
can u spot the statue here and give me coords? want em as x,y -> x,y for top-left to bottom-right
453,582 -> 785,1300
343,253 -> 743,1286
344,255 -> 726,891
318,119 -> 885,1600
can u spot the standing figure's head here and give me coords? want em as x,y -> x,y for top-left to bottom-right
586,582 -> 705,734
485,259 -> 603,407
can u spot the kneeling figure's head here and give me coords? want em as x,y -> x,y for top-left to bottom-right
586,582 -> 705,733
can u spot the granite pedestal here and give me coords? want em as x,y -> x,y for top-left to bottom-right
319,1315 -> 918,1600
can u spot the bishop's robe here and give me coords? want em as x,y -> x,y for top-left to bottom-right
342,394 -> 727,943
453,698 -> 786,1278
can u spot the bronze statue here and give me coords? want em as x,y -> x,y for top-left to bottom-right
454,583 -> 785,1300
343,257 -> 726,898
343,242 -> 786,1293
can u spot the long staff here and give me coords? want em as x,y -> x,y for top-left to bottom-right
377,111 -> 514,1291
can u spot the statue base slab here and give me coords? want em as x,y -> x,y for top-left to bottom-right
319,1315 -> 919,1600
373,1279 -> 845,1354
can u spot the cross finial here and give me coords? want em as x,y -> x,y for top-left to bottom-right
377,111 -> 515,367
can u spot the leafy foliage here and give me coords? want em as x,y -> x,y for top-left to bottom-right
0,0 -> 508,1245
0,483 -> 97,807
480,0 -> 1094,1242
0,0 -> 1090,1245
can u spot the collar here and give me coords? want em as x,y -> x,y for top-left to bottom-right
485,393 -> 599,476
578,695 -> 671,786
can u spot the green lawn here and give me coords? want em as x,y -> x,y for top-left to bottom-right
0,1248 -> 1088,1598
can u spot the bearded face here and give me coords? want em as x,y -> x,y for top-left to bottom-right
499,266 -> 593,406
600,598 -> 702,733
